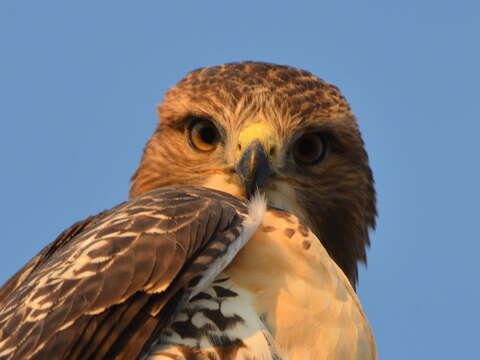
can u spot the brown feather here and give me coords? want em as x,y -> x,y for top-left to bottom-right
0,214 -> 106,304
0,187 -> 251,360
130,61 -> 376,286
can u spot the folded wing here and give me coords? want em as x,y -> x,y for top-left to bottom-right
0,186 -> 264,360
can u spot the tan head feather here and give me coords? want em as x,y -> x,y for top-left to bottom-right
130,61 -> 376,286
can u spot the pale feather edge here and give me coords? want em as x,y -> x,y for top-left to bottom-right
143,194 -> 267,359
187,192 -> 267,299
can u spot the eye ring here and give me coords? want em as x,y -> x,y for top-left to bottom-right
188,118 -> 220,152
293,133 -> 326,165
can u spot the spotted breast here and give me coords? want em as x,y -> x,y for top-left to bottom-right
149,209 -> 376,360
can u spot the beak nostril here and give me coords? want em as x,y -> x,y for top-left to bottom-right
235,140 -> 274,199
269,147 -> 276,156
237,144 -> 242,151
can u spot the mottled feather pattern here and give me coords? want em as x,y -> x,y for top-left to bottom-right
131,61 -> 376,286
0,186 -> 257,360
166,61 -> 353,125
1,61 -> 377,360
148,205 -> 376,360
149,276 -> 282,360
0,214 -> 104,304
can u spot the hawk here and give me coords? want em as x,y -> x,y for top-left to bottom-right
0,62 -> 377,359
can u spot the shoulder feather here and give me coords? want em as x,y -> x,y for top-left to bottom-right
0,186 -> 264,360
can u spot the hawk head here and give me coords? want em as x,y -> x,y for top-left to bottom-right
130,61 -> 376,286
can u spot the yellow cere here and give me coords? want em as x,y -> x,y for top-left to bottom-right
238,122 -> 277,155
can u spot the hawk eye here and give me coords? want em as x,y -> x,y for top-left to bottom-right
293,133 -> 326,165
188,118 -> 220,152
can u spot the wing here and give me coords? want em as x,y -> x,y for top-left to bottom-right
0,186 -> 264,360
0,213 -> 107,304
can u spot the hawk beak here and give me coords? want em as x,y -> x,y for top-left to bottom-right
235,122 -> 277,199
235,140 -> 274,199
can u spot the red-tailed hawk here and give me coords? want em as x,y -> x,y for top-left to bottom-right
0,62 -> 377,359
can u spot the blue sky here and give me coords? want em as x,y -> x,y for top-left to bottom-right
1,2 -> 478,359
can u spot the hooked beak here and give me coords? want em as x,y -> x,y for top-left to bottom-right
235,140 -> 274,199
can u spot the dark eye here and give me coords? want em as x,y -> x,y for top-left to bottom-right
188,118 -> 220,152
293,133 -> 326,165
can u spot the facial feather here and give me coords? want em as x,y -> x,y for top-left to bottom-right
130,61 -> 376,286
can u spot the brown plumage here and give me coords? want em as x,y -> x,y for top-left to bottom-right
0,61 -> 377,360
0,187 -> 259,359
131,61 -> 376,286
